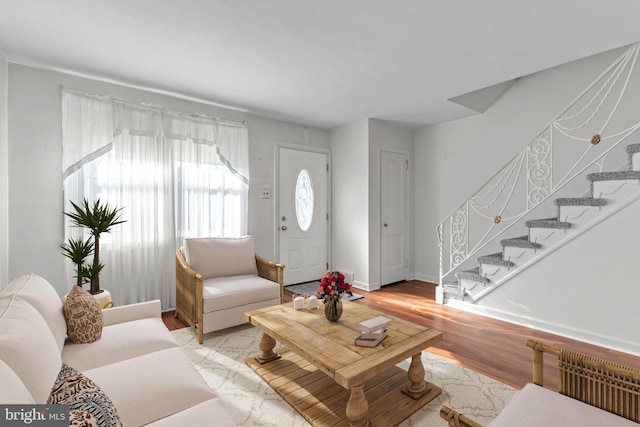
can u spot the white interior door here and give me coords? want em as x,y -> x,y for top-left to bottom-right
279,148 -> 328,285
381,150 -> 408,285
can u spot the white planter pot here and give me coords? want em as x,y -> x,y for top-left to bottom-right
62,288 -> 113,309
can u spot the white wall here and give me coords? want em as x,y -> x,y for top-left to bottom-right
474,196 -> 640,356
329,119 -> 414,291
414,43 -> 640,353
330,119 -> 370,288
0,49 -> 8,286
6,64 -> 329,296
368,119 -> 413,289
413,46 -> 629,283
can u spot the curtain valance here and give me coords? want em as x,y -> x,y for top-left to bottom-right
61,88 -> 249,184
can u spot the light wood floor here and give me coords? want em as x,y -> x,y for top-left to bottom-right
163,280 -> 640,391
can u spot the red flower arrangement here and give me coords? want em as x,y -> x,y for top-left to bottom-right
315,270 -> 353,303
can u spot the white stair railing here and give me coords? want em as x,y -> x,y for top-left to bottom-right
437,43 -> 640,301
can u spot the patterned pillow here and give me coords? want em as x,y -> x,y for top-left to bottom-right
63,285 -> 103,343
69,410 -> 100,427
48,364 -> 122,427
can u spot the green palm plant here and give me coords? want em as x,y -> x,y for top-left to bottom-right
60,237 -> 94,287
83,258 -> 105,287
64,198 -> 125,294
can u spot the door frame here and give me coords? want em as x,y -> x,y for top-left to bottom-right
275,143 -> 332,270
379,148 -> 410,286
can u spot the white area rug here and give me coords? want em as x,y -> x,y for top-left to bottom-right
172,325 -> 516,426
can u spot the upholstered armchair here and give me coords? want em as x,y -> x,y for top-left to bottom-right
175,235 -> 284,344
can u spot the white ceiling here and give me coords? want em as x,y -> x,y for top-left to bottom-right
1,0 -> 640,129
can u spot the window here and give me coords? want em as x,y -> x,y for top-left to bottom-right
174,161 -> 246,241
62,89 -> 249,309
295,169 -> 314,231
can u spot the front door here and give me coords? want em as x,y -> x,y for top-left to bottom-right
381,150 -> 408,285
278,147 -> 328,285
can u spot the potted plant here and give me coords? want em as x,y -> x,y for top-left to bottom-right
64,198 -> 125,295
60,237 -> 94,288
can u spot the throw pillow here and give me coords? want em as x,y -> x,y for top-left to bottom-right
63,286 -> 103,343
68,410 -> 100,427
48,364 -> 122,427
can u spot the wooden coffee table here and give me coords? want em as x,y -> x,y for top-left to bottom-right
244,301 -> 443,426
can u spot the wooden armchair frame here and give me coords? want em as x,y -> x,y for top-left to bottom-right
526,339 -> 640,422
439,407 -> 483,427
175,250 -> 284,344
440,339 -> 640,426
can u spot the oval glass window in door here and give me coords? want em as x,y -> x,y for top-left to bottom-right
295,169 -> 314,231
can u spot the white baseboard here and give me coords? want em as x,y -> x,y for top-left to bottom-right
353,280 -> 379,292
413,273 -> 438,284
447,300 -> 640,357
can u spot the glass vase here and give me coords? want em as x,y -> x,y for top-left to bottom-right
324,299 -> 343,322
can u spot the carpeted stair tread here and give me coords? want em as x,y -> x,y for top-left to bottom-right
443,283 -> 465,297
626,143 -> 640,155
500,235 -> 541,249
586,170 -> 640,182
525,217 -> 571,229
477,252 -> 514,267
553,197 -> 606,207
455,267 -> 489,283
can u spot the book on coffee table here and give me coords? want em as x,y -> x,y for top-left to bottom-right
359,316 -> 391,333
355,328 -> 387,347
358,328 -> 387,340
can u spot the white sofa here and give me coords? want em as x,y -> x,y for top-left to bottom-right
176,235 -> 284,344
0,273 -> 234,426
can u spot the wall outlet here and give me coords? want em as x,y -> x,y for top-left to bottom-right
260,187 -> 271,199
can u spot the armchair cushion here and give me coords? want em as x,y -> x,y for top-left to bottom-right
183,236 -> 258,279
202,275 -> 281,313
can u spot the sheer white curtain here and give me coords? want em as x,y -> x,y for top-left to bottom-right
62,89 -> 249,309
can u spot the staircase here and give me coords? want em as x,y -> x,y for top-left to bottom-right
443,143 -> 640,303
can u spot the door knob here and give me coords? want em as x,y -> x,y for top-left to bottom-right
383,223 -> 388,227
281,226 -> 287,231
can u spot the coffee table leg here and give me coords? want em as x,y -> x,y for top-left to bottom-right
402,353 -> 430,399
255,332 -> 281,364
345,384 -> 369,427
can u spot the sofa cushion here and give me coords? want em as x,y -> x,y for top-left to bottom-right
64,285 -> 103,344
144,399 -> 235,427
48,364 -> 122,427
84,348 -> 217,426
202,274 -> 280,313
62,317 -> 179,371
0,296 -> 62,403
0,359 -> 35,404
183,235 -> 258,279
0,273 -> 68,351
